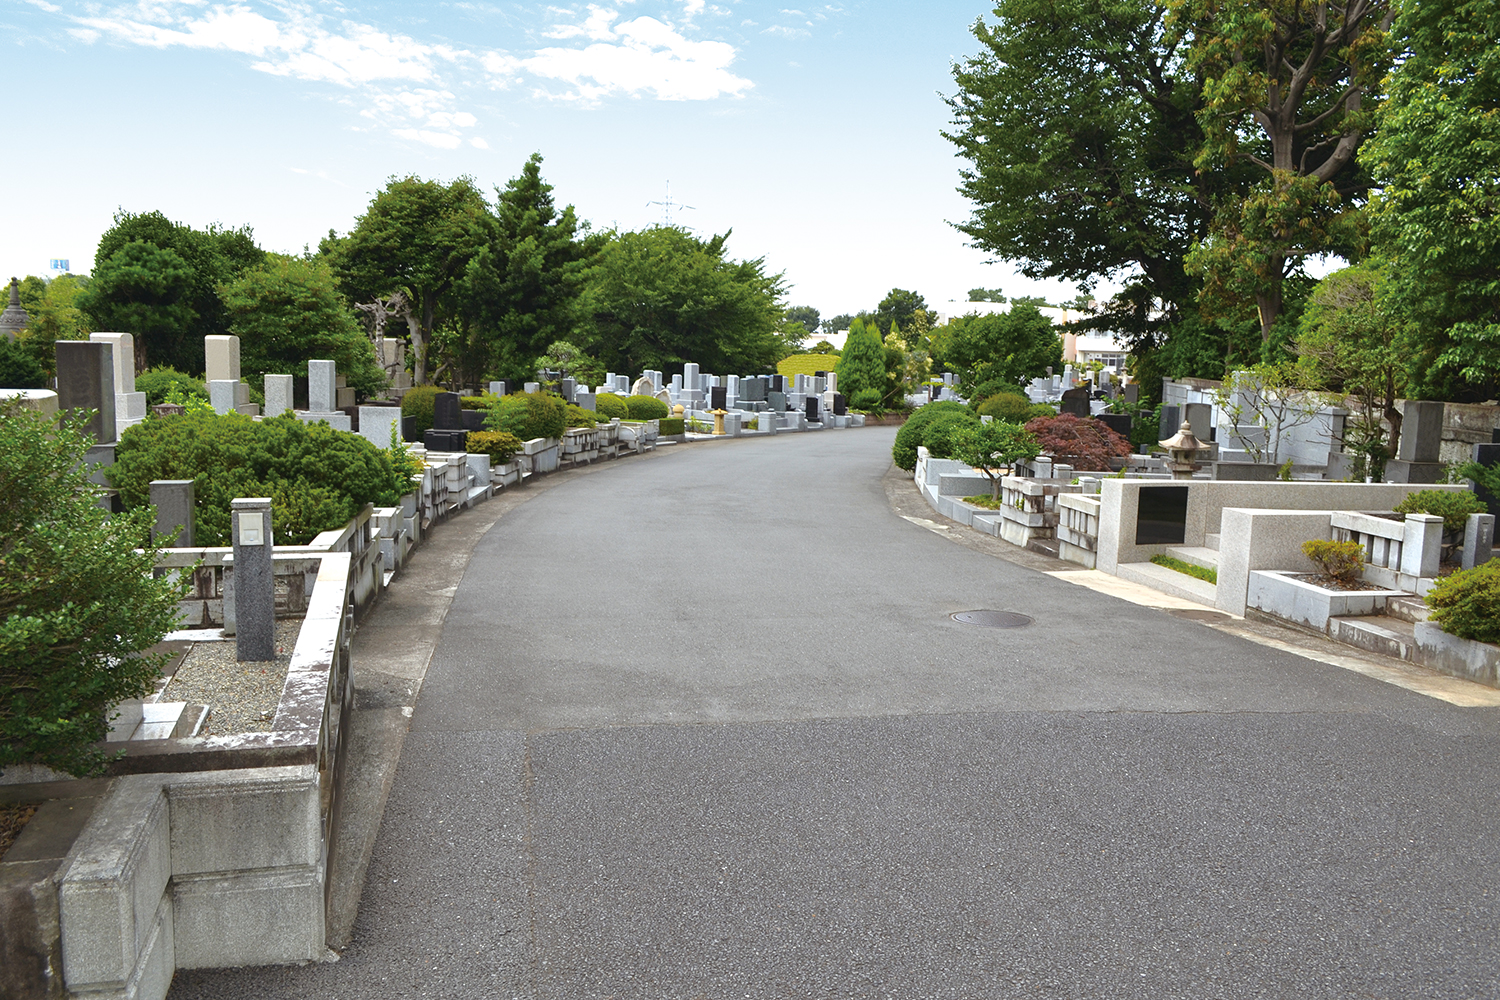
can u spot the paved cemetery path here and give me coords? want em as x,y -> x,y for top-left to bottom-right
174,428 -> 1500,999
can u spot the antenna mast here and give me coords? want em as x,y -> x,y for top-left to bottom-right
647,181 -> 695,228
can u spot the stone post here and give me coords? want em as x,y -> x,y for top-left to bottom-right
1462,512 -> 1495,570
231,498 -> 275,662
308,360 -> 336,413
204,335 -> 241,382
149,480 -> 195,547
1400,512 -> 1444,581
264,374 -> 294,417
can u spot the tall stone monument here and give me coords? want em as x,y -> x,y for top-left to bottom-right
0,278 -> 28,342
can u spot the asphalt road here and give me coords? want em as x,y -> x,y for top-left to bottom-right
172,427 -> 1500,999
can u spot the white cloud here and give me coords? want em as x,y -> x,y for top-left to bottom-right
392,128 -> 464,149
763,24 -> 809,39
470,136 -> 489,149
24,0 -> 63,12
526,11 -> 750,101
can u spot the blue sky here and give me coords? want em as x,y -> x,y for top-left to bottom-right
2,0 -> 1085,319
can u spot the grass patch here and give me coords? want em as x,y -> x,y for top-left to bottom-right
1150,553 -> 1218,585
962,494 -> 1005,510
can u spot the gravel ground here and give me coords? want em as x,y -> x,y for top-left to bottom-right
164,620 -> 301,736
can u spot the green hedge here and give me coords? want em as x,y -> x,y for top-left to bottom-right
1394,489 -> 1488,532
625,394 -> 670,420
595,392 -> 629,420
891,401 -> 974,470
400,386 -> 440,435
485,392 -> 566,441
135,366 -> 206,406
565,403 -> 599,428
108,411 -> 404,545
975,393 -> 1033,422
467,430 -> 523,462
658,417 -> 685,436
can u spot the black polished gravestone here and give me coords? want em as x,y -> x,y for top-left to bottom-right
1060,387 -> 1092,419
461,409 -> 486,432
770,374 -> 785,392
806,395 -> 821,422
1472,443 -> 1500,515
1098,413 -> 1133,440
710,385 -> 727,410
424,428 -> 470,452
833,392 -> 847,416
1135,485 -> 1190,545
767,390 -> 788,412
433,392 -> 464,429
1158,405 -> 1181,443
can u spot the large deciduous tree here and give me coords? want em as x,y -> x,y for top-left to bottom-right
323,176 -> 494,385
945,0 -> 1220,350
1174,0 -> 1393,342
220,255 -> 388,397
933,303 -> 1062,395
1360,0 -> 1500,400
873,288 -> 927,337
580,226 -> 787,376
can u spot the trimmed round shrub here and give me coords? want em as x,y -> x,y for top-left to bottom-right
467,430 -> 523,462
1393,489 -> 1488,533
625,394 -> 669,420
850,388 -> 882,411
922,412 -> 981,459
976,393 -> 1033,422
564,403 -> 598,428
966,377 -> 1024,406
595,392 -> 629,420
891,401 -> 973,470
1023,413 -> 1133,471
107,410 -> 403,545
400,386 -> 441,435
460,393 -> 498,410
1026,403 -> 1059,421
485,391 -> 566,442
135,366 -> 205,406
1425,560 -> 1500,643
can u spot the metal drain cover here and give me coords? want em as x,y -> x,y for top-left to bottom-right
951,610 -> 1034,629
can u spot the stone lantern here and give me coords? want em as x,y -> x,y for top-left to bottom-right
1159,419 -> 1204,480
0,278 -> 29,342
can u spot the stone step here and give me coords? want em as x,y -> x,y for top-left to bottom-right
1116,560 -> 1218,607
1164,545 -> 1220,571
1328,615 -> 1417,662
1204,532 -> 1221,552
1386,594 -> 1431,624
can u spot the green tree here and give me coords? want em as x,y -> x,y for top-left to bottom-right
219,255 -> 387,397
952,421 -> 1042,498
323,176 -> 494,385
449,155 -> 602,386
946,0 -> 1222,351
535,340 -> 606,388
834,319 -> 888,402
874,288 -> 927,336
784,305 -> 821,338
967,288 -> 1007,303
1173,0 -> 1393,342
935,303 -> 1062,395
0,338 -> 47,388
88,210 -> 265,373
11,274 -> 91,376
76,241 -> 197,372
1297,263 -> 1412,469
1360,0 -> 1500,399
580,226 -> 787,375
1,404 -> 185,776
823,313 -> 854,335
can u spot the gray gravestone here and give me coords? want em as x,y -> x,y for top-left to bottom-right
264,374 -> 294,417
489,380 -> 508,397
231,497 -> 275,662
1158,405 -> 1181,443
1184,402 -> 1213,443
768,390 -> 787,412
1124,384 -> 1139,404
55,340 -> 116,444
1461,513 -> 1495,570
150,480 -> 195,547
308,360 -> 337,413
560,377 -> 576,403
357,405 -> 401,450
1398,400 -> 1445,462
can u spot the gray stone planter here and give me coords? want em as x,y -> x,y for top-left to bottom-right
1413,621 -> 1500,686
1246,570 -> 1406,633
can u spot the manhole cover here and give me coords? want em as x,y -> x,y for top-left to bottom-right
951,610 -> 1034,629
1165,608 -> 1233,623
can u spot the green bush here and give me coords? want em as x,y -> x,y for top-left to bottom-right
625,394 -> 669,420
975,393 -> 1034,422
2,404 -> 186,777
485,391 -> 566,442
467,430 -> 523,462
1426,560 -> 1500,643
0,338 -> 49,389
564,403 -> 599,428
400,386 -> 441,436
658,417 -> 685,436
134,366 -> 206,406
1302,539 -> 1364,584
1151,554 -> 1218,584
891,401 -> 973,470
108,410 -> 404,545
460,393 -> 498,410
922,412 -> 982,460
1393,489 -> 1488,532
849,388 -> 883,411
1458,460 -> 1500,513
594,392 -> 629,420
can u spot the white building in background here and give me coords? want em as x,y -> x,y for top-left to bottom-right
933,300 -> 1131,371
